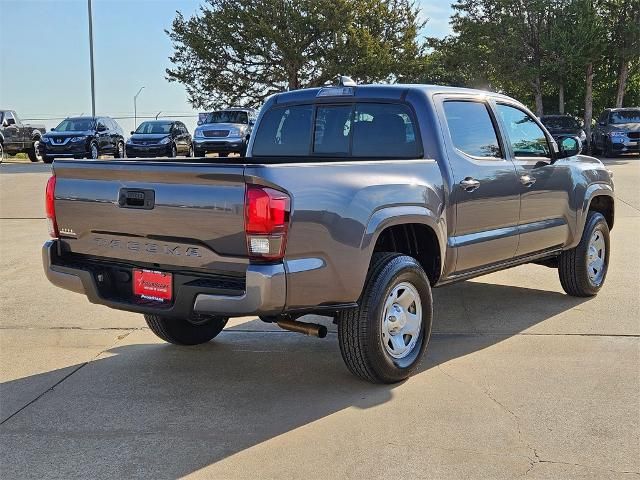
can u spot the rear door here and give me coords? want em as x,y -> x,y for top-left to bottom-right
435,96 -> 521,273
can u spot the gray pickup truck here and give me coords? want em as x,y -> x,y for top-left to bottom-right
43,84 -> 614,383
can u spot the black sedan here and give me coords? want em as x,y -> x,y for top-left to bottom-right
39,116 -> 125,163
539,115 -> 587,148
125,120 -> 193,158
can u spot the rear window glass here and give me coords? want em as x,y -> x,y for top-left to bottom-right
351,103 -> 418,157
252,102 -> 420,158
251,105 -> 313,156
443,101 -> 501,158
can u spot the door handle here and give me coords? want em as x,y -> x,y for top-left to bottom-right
520,175 -> 537,187
460,177 -> 480,192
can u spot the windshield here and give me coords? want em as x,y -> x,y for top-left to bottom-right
55,118 -> 95,132
204,111 -> 249,124
610,110 -> 640,124
135,122 -> 172,134
541,116 -> 580,130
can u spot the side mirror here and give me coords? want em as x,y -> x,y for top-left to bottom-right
130,131 -> 135,135
249,120 -> 255,127
558,136 -> 581,158
4,118 -> 15,127
197,120 -> 203,126
50,128 -> 56,131
97,124 -> 107,132
2,119 -> 8,127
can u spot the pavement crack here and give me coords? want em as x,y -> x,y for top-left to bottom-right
0,330 -> 134,426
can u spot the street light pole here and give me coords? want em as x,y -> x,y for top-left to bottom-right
133,86 -> 145,130
88,0 -> 96,118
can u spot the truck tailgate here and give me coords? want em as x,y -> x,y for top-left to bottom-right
53,160 -> 248,273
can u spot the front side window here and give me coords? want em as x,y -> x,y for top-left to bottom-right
443,101 -> 501,158
497,104 -> 550,158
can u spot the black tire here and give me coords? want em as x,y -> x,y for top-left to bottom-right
603,139 -> 614,158
144,314 -> 228,345
87,142 -> 99,159
43,156 -> 54,164
28,138 -> 42,162
337,253 -> 433,383
188,144 -> 194,157
170,143 -> 177,158
0,142 -> 4,163
114,141 -> 125,158
558,211 -> 610,297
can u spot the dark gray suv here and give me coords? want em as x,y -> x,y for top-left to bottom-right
592,108 -> 640,156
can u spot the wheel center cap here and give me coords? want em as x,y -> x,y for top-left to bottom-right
387,304 -> 406,335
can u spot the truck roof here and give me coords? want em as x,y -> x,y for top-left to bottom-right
273,84 -> 513,105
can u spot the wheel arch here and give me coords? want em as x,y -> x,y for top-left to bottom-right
361,206 -> 446,285
570,185 -> 614,249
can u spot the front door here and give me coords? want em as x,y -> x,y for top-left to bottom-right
436,97 -> 521,273
494,102 -> 572,256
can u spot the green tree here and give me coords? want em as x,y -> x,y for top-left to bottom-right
166,0 -> 426,109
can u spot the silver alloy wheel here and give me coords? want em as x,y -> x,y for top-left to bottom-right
0,142 -> 4,162
189,144 -> 194,157
587,228 -> 606,285
91,143 -> 98,159
381,281 -> 422,359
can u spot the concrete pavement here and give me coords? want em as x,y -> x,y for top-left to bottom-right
0,157 -> 638,479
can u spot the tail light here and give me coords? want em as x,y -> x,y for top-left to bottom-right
45,175 -> 59,238
245,184 -> 290,261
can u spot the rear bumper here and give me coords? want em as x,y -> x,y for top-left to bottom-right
42,240 -> 286,318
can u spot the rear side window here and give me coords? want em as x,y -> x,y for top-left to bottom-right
443,101 -> 501,158
252,102 -> 419,158
252,105 -> 313,156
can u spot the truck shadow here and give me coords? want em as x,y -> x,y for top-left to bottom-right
0,280 -> 588,478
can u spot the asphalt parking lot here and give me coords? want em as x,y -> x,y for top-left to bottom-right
0,158 -> 638,479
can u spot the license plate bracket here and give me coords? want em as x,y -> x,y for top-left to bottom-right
133,269 -> 173,303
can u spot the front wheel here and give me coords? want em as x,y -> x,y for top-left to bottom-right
188,144 -> 194,157
144,314 -> 228,345
28,139 -> 43,162
0,142 -> 4,163
170,143 -> 177,158
558,211 -> 610,297
88,142 -> 99,159
337,253 -> 433,383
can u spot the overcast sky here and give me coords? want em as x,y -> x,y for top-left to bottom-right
0,0 -> 454,134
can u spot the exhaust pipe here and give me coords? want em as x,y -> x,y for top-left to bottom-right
277,319 -> 327,338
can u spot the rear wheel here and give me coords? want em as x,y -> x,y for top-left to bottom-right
337,253 -> 433,383
144,314 -> 228,345
558,211 -> 610,297
28,139 -> 42,162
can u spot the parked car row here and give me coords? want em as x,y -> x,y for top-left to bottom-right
1,107 -> 258,163
538,108 -> 640,157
